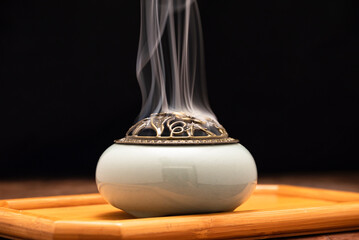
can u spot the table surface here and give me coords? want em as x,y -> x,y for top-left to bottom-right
1,171 -> 358,240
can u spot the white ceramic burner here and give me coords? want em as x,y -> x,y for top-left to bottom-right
96,143 -> 257,217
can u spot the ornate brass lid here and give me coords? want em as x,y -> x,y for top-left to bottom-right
115,112 -> 238,145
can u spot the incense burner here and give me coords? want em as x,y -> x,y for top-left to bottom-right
96,0 -> 257,218
96,113 -> 257,217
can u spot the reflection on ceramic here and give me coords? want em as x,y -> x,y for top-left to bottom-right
96,143 -> 257,217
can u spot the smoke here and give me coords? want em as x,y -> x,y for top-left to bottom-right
136,0 -> 216,122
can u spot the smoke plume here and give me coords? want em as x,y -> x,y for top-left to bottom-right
136,0 -> 216,122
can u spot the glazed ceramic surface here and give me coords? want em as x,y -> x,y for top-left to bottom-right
96,143 -> 257,217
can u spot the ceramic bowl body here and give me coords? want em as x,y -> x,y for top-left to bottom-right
96,143 -> 257,217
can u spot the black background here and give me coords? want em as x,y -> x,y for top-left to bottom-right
1,1 -> 358,179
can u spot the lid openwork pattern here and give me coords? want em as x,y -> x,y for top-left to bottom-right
115,112 -> 238,145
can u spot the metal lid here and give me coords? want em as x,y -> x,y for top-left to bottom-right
115,112 -> 238,145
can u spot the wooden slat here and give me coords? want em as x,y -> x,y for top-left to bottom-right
119,202 -> 359,239
277,185 -> 359,202
50,202 -> 359,240
3,193 -> 106,210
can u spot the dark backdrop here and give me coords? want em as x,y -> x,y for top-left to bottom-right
1,0 -> 358,178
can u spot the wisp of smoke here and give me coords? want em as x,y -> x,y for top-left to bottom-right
136,0 -> 216,122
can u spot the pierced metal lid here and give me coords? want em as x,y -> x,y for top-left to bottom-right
115,112 -> 238,145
